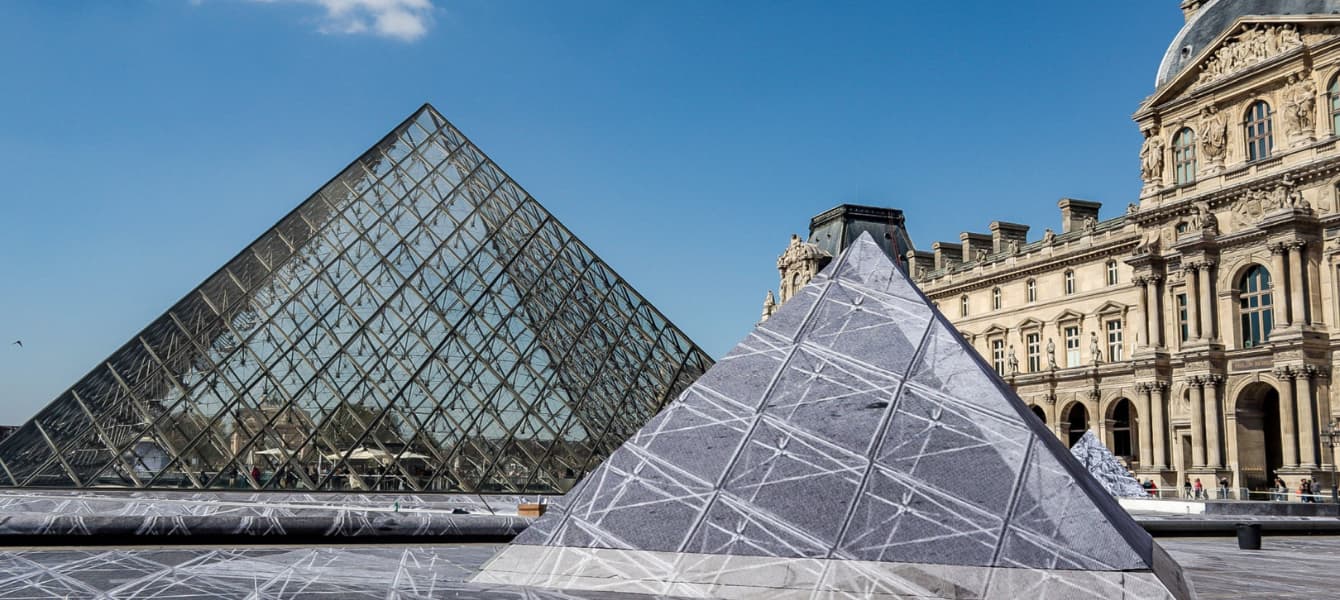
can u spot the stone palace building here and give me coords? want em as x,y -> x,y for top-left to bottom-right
765,1 -> 1340,494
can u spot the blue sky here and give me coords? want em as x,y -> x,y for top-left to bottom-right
0,1 -> 1185,424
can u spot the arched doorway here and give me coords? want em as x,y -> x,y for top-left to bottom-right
1030,405 -> 1047,424
1109,398 -> 1135,460
1236,382 -> 1284,490
1066,403 -> 1089,446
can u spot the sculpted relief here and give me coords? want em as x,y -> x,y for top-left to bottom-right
1140,127 -> 1165,188
1232,176 -> 1313,228
1197,105 -> 1228,171
1283,71 -> 1318,144
1195,24 -> 1303,88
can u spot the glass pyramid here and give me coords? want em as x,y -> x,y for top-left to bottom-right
0,104 -> 712,493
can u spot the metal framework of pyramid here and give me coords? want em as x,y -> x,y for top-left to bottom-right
1071,430 -> 1150,499
0,104 -> 712,493
476,234 -> 1193,599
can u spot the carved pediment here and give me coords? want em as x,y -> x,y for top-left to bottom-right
1093,301 -> 1128,317
1193,23 -> 1303,89
1141,17 -> 1340,110
1016,317 -> 1045,331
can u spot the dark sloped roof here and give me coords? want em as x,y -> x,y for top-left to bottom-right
1156,0 -> 1340,88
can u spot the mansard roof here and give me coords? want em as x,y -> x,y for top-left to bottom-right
1155,0 -> 1340,89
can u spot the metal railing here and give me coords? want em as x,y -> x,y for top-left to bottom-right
1136,486 -> 1338,503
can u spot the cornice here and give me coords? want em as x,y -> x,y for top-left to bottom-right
1130,153 -> 1340,227
923,237 -> 1140,297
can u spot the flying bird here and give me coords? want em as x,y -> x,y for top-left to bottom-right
11,340 -> 21,348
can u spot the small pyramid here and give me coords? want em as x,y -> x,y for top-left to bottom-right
1071,430 -> 1150,498
475,233 -> 1193,599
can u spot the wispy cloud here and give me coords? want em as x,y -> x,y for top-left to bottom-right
252,0 -> 437,42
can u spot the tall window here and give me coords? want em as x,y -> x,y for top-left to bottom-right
1065,326 -> 1081,368
960,295 -> 969,317
1177,293 -> 1189,343
1330,75 -> 1340,135
1239,265 -> 1274,348
1026,279 -> 1037,303
1026,333 -> 1041,372
1246,101 -> 1274,161
1106,260 -> 1119,286
1064,270 -> 1076,295
992,340 -> 1006,375
992,287 -> 1002,310
1173,127 -> 1197,184
1107,320 -> 1124,362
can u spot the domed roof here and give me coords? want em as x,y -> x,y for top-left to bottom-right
1156,0 -> 1340,89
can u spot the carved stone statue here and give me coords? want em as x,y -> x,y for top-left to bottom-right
1198,105 -> 1228,170
1127,202 -> 1139,215
1007,345 -> 1019,375
1083,215 -> 1098,232
760,290 -> 777,323
1043,228 -> 1056,245
1136,228 -> 1162,255
1140,128 -> 1165,187
1007,239 -> 1021,255
1234,188 -> 1267,228
1046,338 -> 1057,369
1284,71 -> 1318,143
1090,332 -> 1103,365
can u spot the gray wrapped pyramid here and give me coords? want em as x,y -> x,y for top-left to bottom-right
1071,430 -> 1151,499
474,233 -> 1193,599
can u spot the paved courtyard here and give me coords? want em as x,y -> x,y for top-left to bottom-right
0,537 -> 1329,598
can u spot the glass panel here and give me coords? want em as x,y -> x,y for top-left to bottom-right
0,106 -> 713,492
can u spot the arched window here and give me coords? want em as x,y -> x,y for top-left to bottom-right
1026,279 -> 1037,303
1067,403 -> 1090,446
1106,260 -> 1119,286
1064,270 -> 1076,295
1330,75 -> 1340,135
1246,101 -> 1274,162
960,295 -> 969,317
1110,399 -> 1134,458
1239,265 -> 1274,348
1173,127 -> 1197,184
1030,405 -> 1047,424
992,287 -> 1002,310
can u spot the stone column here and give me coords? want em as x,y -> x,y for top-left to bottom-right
1290,242 -> 1308,326
1200,260 -> 1216,340
1271,243 -> 1291,327
1190,376 -> 1206,468
1298,366 -> 1318,468
1153,382 -> 1169,469
1186,263 -> 1202,340
1135,277 -> 1150,347
1205,374 -> 1223,468
1138,383 -> 1155,468
1277,367 -> 1300,468
1151,275 -> 1165,347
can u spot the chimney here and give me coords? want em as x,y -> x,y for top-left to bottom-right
907,249 -> 935,280
960,232 -> 993,262
1058,198 -> 1102,234
932,242 -> 963,271
989,221 -> 1030,253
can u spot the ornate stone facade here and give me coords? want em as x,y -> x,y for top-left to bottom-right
769,4 -> 1340,495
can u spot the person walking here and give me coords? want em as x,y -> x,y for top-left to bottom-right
1217,477 -> 1230,500
1274,477 -> 1289,501
1193,478 -> 1205,500
1184,477 -> 1193,499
